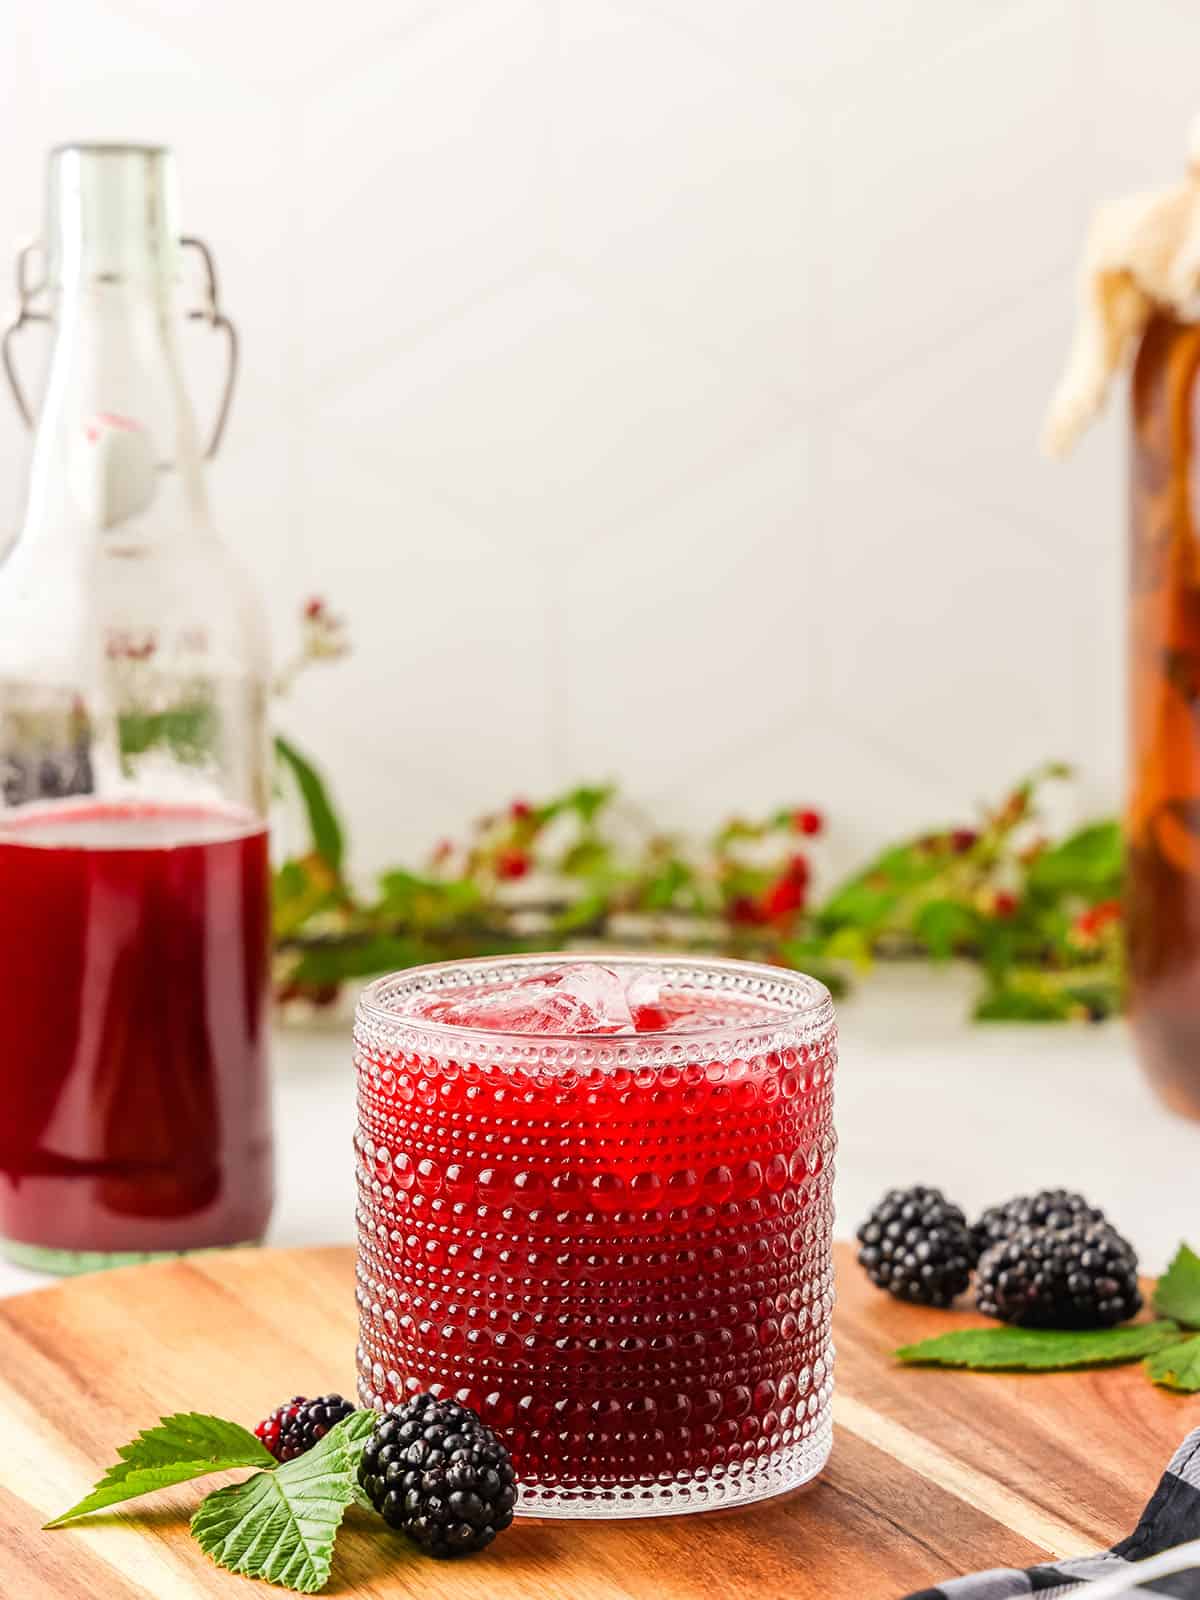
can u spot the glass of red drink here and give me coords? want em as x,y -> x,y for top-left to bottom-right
354,954 -> 836,1516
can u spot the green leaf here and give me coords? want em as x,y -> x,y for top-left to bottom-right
973,986 -> 1074,1022
1154,1243 -> 1200,1329
272,854 -> 342,940
817,840 -> 949,934
376,870 -> 482,927
1146,1335 -> 1200,1391
913,899 -> 980,959
642,858 -> 695,911
823,926 -> 873,970
118,703 -> 217,766
191,1412 -> 373,1594
538,784 -> 614,827
349,1480 -> 376,1513
553,890 -> 610,934
896,1320 -> 1181,1372
273,859 -> 311,906
46,1413 -> 274,1527
332,1408 -> 377,1465
1026,822 -> 1123,899
276,735 -> 345,873
558,836 -> 611,877
289,935 -> 432,985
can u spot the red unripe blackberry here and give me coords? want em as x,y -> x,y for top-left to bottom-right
255,1393 -> 356,1462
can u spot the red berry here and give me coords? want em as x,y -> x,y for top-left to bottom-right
303,596 -> 325,620
729,894 -> 765,927
762,876 -> 806,922
1076,899 -> 1120,938
255,1396 -> 306,1461
256,1394 -> 355,1462
510,799 -> 533,821
950,828 -> 978,853
496,848 -> 530,880
792,808 -> 823,837
786,853 -> 810,886
993,891 -> 1018,919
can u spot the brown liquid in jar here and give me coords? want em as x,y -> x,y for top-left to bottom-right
1127,313 -> 1200,1117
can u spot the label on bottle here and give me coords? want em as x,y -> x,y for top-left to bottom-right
68,413 -> 157,529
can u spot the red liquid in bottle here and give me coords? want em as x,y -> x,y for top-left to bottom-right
0,800 -> 273,1263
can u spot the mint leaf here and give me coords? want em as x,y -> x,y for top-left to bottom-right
45,1412 -> 274,1527
1154,1243 -> 1200,1329
1146,1335 -> 1200,1392
896,1320 -> 1182,1371
192,1412 -> 369,1594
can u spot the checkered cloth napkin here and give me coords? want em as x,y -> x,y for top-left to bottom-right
901,1430 -> 1200,1599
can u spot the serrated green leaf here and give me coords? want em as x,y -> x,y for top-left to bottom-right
1154,1243 -> 1200,1329
46,1413 -> 274,1527
350,1480 -> 375,1512
1146,1334 -> 1200,1391
276,735 -> 345,873
329,1407 -> 376,1463
896,1320 -> 1181,1372
191,1412 -> 372,1594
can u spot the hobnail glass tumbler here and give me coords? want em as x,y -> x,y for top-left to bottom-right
353,954 -> 837,1517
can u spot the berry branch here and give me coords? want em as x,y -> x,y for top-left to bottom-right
272,602 -> 1123,1021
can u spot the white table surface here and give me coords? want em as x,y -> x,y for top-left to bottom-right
1,966 -> 1194,1298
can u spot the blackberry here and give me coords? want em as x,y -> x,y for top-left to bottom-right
975,1220 -> 1142,1329
255,1393 -> 356,1462
358,1393 -> 516,1558
971,1188 -> 1106,1256
855,1186 -> 976,1308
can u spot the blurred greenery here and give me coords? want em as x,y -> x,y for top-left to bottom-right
270,747 -> 1125,1023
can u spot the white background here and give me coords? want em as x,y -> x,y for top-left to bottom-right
3,0 -> 1198,880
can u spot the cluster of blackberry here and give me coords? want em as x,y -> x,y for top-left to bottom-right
856,1185 -> 1141,1329
253,1389 -> 516,1561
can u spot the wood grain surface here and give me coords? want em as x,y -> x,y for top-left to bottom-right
0,1242 -> 1193,1599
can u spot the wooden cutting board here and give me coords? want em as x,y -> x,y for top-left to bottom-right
0,1242 -> 1192,1599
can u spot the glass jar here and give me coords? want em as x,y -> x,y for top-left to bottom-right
1127,312 -> 1200,1118
0,145 -> 274,1271
353,954 -> 837,1516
